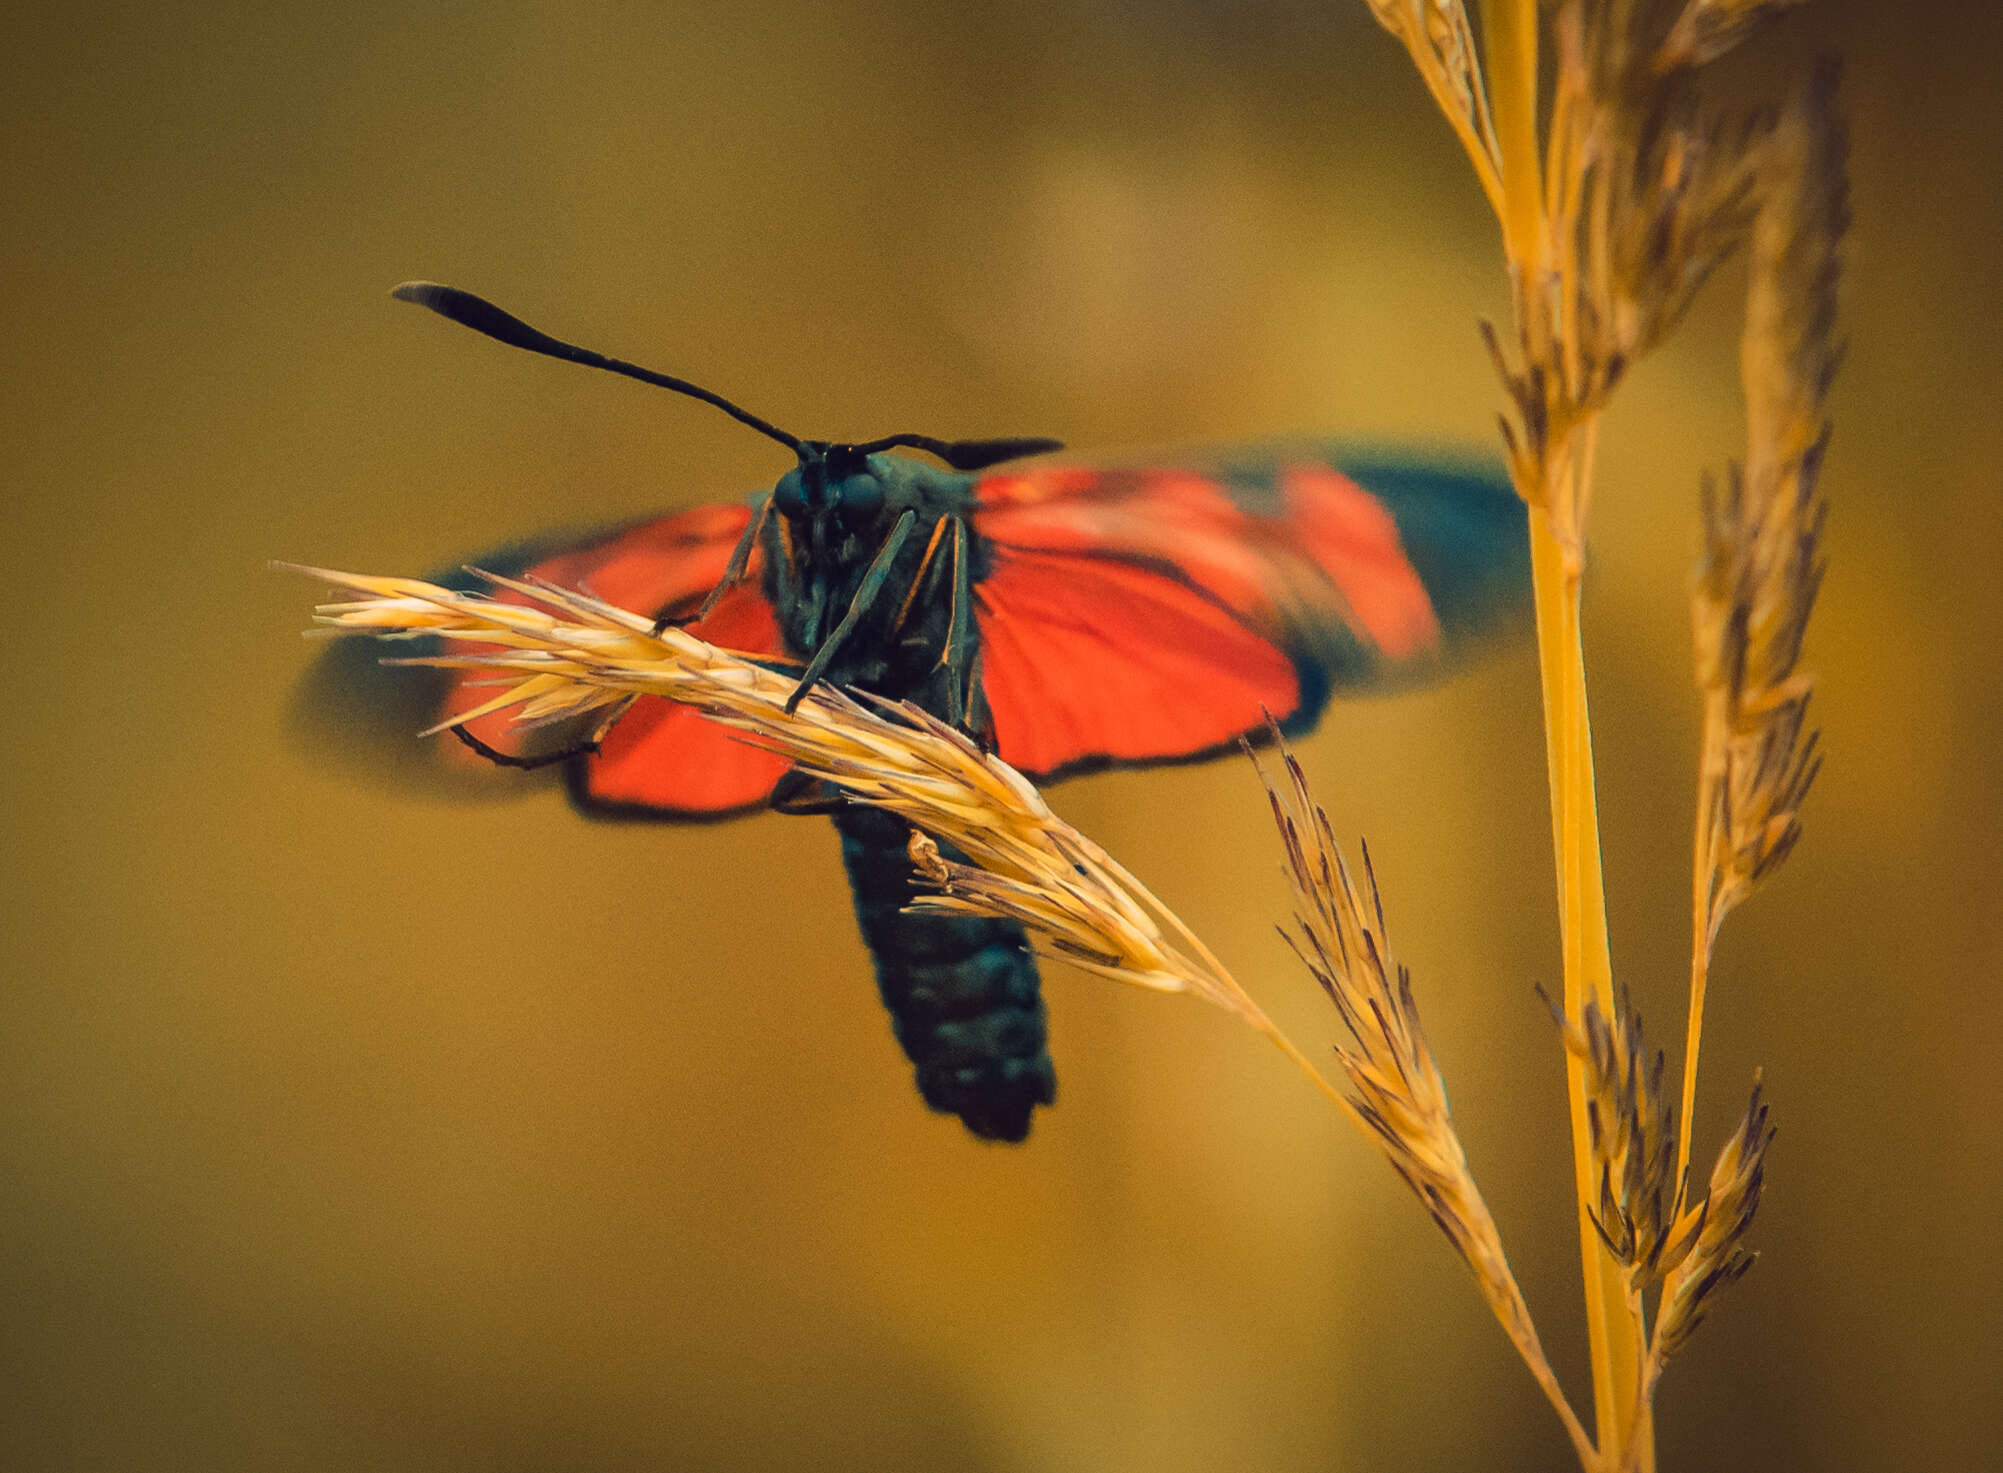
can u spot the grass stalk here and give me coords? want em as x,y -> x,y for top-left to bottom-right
1482,1 -> 1646,1457
1483,0 -> 1545,272
1677,718 -> 1723,1192
1531,480 -> 1649,1469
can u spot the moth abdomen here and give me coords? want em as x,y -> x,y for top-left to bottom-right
833,805 -> 1056,1142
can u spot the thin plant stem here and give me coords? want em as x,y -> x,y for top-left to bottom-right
1678,718 -> 1722,1191
1531,452 -> 1651,1473
1484,0 -> 1545,271
1609,1281 -> 1670,1473
1484,2 -> 1646,1459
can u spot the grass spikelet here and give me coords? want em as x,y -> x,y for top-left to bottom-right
904,830 -> 1217,1005
1538,988 -> 1696,1292
1692,460 -> 1824,936
1362,1 -> 1505,220
1742,59 -> 1847,476
1655,1075 -> 1774,1358
1657,0 -> 1808,73
1691,61 -> 1845,946
1679,56 -> 1845,1188
1256,740 -> 1596,1469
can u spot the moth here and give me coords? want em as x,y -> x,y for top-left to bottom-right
303,283 -> 1528,1142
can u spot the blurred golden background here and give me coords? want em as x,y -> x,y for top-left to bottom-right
3,2 -> 1996,1469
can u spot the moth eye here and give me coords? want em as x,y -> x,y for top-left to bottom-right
773,473 -> 807,516
839,478 -> 884,523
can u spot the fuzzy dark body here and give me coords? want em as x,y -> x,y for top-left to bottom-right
833,808 -> 1054,1141
760,453 -> 1055,1141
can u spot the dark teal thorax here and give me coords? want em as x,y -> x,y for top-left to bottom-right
761,451 -> 985,714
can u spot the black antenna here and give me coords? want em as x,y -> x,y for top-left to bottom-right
847,433 -> 1065,471
391,282 -> 804,455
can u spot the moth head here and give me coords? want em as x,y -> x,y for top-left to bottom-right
772,443 -> 885,529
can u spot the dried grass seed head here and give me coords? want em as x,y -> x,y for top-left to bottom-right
1363,0 -> 1504,215
1691,61 -> 1845,935
1657,1073 -> 1775,1355
296,563 -> 1256,1016
1539,984 -> 1697,1288
1257,738 -> 1542,1353
1657,0 -> 1811,73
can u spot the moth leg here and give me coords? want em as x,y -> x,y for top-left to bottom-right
964,647 -> 996,752
769,768 -> 846,816
657,493 -> 772,633
936,516 -> 975,726
887,516 -> 951,642
447,694 -> 637,770
450,725 -> 590,770
771,513 -> 818,646
785,508 -> 918,713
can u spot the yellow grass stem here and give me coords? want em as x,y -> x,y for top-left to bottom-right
1483,5 -> 1644,1459
1530,463 -> 1649,1473
1483,0 -> 1545,272
1677,718 -> 1724,1194
1384,8 -> 1832,1466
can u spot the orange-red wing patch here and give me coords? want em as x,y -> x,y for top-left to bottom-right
578,582 -> 791,815
435,502 -> 789,814
974,470 -> 1275,619
974,547 -> 1302,779
509,501 -> 754,615
973,461 -> 1442,668
1280,464 -> 1439,660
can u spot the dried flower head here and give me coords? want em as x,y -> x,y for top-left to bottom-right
1693,60 -> 1846,947
1657,0 -> 1809,73
1539,986 -> 1700,1290
1656,1074 -> 1774,1356
1692,459 -> 1824,935
1256,741 -> 1593,1467
1481,1 -> 1804,534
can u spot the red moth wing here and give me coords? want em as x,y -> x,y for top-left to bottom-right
437,502 -> 791,816
969,454 -> 1455,779
497,501 -> 756,618
1275,462 -> 1440,661
972,546 -> 1304,779
973,467 -> 1279,619
974,460 -> 1441,657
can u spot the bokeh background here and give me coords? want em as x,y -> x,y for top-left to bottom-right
4,2 -> 1996,1469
